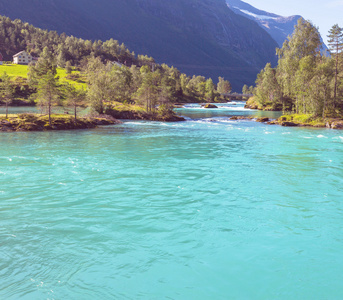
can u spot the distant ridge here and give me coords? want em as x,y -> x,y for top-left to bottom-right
226,0 -> 301,47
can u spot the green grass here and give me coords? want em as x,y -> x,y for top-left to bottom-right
0,64 -> 29,78
57,69 -> 87,89
0,64 -> 86,88
280,114 -> 312,123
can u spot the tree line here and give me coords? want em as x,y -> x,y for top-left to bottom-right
0,15 -> 140,67
0,15 -> 234,122
22,47 -> 232,123
1,47 -> 233,122
253,18 -> 343,118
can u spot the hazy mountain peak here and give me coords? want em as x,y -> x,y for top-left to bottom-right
226,0 -> 301,47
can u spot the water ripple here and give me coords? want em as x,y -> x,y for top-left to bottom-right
1,115 -> 343,299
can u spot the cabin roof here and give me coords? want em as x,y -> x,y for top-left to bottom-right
13,51 -> 29,57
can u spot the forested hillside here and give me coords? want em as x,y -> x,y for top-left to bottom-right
0,16 -> 236,123
249,19 -> 343,123
0,0 -> 278,90
0,15 -> 148,67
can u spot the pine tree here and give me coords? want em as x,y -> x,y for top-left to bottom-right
242,84 -> 249,95
277,18 -> 322,101
217,77 -> 232,95
276,18 -> 322,113
205,78 -> 215,102
109,64 -> 133,103
86,58 -> 110,114
255,63 -> 282,110
308,57 -> 334,117
294,55 -> 316,114
157,76 -> 174,117
28,47 -> 57,87
0,72 -> 15,118
135,66 -> 159,113
64,83 -> 86,121
65,61 -> 72,74
28,47 -> 59,125
327,24 -> 343,106
56,44 -> 66,68
36,72 -> 59,125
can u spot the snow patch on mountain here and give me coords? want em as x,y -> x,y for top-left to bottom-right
226,0 -> 301,47
236,8 -> 278,20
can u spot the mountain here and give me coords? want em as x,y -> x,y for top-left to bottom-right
226,0 -> 301,47
0,0 -> 279,90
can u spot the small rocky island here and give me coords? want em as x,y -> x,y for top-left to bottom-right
0,108 -> 186,132
0,113 -> 121,132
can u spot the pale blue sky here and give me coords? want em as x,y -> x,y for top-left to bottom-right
243,0 -> 343,44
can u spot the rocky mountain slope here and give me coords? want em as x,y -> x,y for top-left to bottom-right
226,0 -> 301,47
0,0 -> 279,90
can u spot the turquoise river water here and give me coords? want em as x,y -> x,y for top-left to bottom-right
1,102 -> 343,299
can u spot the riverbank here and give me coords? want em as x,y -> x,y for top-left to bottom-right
276,114 -> 343,129
0,101 -> 186,131
227,114 -> 343,129
0,113 -> 121,132
243,97 -> 343,129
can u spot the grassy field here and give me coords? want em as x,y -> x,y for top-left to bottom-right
0,64 -> 29,78
0,64 -> 86,88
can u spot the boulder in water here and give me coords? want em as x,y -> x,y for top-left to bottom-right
280,121 -> 298,127
256,117 -> 269,122
204,104 -> 218,109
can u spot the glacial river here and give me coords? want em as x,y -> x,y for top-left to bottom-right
1,103 -> 343,299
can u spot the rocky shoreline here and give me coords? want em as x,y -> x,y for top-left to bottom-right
0,114 -> 122,132
228,115 -> 343,129
2,111 -> 342,132
0,109 -> 186,132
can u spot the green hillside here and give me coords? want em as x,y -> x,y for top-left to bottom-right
0,64 -> 86,88
0,0 -> 278,90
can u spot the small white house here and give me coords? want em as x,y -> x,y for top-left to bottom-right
112,61 -> 123,68
13,51 -> 34,65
